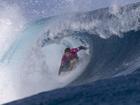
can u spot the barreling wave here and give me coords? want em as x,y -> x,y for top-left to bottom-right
0,2 -> 140,104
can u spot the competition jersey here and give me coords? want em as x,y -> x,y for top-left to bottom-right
61,48 -> 79,65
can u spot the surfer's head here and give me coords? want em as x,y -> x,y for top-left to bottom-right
64,48 -> 71,57
65,48 -> 70,53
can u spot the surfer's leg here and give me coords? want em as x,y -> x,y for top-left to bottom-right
69,59 -> 77,70
58,65 -> 63,75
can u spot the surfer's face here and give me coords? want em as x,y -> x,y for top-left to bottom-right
65,52 -> 70,57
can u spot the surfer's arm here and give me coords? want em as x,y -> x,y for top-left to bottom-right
78,46 -> 87,50
70,46 -> 86,53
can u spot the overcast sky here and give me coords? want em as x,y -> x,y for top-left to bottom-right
1,0 -> 140,20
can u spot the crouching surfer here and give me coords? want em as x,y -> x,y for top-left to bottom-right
58,46 -> 87,75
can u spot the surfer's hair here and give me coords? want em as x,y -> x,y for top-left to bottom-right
65,48 -> 70,53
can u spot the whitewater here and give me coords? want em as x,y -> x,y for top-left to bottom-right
0,2 -> 140,104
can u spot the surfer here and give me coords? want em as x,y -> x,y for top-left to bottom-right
59,46 -> 87,75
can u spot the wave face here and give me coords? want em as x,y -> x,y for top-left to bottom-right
0,2 -> 140,104
71,30 -> 140,86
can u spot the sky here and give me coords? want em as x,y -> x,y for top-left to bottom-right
1,0 -> 140,21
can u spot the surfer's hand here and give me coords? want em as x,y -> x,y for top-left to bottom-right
79,46 -> 87,50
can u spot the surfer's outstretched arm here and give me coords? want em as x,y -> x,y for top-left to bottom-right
78,46 -> 87,50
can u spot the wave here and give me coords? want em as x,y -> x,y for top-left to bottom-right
0,2 -> 140,104
37,1 -> 140,41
